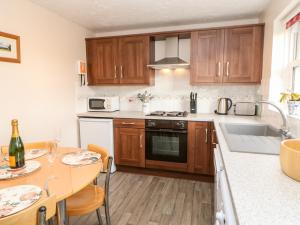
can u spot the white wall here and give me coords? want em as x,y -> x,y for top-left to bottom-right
260,0 -> 300,137
0,0 -> 91,146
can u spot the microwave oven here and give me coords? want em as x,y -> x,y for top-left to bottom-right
87,96 -> 120,112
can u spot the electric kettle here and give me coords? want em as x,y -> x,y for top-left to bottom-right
215,98 -> 233,115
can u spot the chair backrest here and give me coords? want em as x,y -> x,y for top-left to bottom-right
87,144 -> 113,203
1,141 -> 52,154
87,144 -> 109,171
0,193 -> 56,225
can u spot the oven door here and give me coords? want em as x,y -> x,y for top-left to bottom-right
145,129 -> 187,163
88,98 -> 106,111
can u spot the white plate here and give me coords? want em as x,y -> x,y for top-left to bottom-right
0,185 -> 42,218
0,161 -> 41,180
62,151 -> 101,166
4,149 -> 48,161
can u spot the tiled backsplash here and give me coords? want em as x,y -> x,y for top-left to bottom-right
76,70 -> 259,114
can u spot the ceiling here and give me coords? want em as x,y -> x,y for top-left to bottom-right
30,0 -> 271,32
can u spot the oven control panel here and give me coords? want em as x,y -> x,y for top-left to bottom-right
146,119 -> 187,130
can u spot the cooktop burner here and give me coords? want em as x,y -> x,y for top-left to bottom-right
147,111 -> 188,117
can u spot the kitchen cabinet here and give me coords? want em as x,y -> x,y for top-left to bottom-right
188,121 -> 212,175
86,38 -> 118,85
191,25 -> 264,84
223,26 -> 263,83
86,36 -> 154,85
191,30 -> 224,83
114,119 -> 145,168
118,36 -> 153,84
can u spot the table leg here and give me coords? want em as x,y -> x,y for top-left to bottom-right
57,200 -> 69,225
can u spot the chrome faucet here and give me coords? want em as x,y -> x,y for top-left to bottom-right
256,100 -> 292,139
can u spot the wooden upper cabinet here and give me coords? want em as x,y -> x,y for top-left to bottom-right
188,122 -> 211,175
223,26 -> 263,83
86,35 -> 154,85
86,38 -> 118,85
191,30 -> 224,84
190,24 -> 264,84
118,36 -> 153,84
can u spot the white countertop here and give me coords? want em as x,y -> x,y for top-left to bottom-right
77,111 -> 216,121
77,111 -> 300,225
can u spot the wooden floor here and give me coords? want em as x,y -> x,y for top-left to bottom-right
70,172 -> 213,225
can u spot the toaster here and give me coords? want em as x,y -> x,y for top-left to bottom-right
234,102 -> 256,116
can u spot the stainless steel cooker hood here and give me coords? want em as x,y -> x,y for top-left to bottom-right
147,36 -> 189,69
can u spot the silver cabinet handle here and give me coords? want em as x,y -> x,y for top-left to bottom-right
114,66 -> 117,79
140,134 -> 143,148
217,62 -> 221,77
226,61 -> 229,77
120,65 -> 123,79
205,128 -> 208,143
121,122 -> 135,125
212,129 -> 217,145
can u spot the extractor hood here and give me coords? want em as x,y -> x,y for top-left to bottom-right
147,36 -> 190,69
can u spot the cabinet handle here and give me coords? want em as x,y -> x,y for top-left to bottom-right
217,62 -> 221,77
226,61 -> 229,77
121,122 -> 135,125
120,66 -> 123,79
140,134 -> 143,148
205,128 -> 208,143
114,66 -> 117,79
212,129 -> 217,145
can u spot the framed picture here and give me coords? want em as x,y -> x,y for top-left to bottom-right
0,31 -> 20,63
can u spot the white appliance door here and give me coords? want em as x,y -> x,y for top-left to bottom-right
79,118 -> 116,173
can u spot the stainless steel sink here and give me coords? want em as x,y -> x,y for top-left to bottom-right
220,123 -> 282,155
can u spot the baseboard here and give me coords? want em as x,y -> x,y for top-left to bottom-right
116,165 -> 214,183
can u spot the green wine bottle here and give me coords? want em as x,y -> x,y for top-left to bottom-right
8,119 -> 25,168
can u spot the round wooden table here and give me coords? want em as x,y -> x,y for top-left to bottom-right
0,147 -> 103,225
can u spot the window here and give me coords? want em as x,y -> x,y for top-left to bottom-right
284,11 -> 300,93
293,66 -> 300,92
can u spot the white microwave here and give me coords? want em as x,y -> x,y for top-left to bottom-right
87,96 -> 120,112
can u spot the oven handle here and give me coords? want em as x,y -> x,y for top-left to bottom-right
145,129 -> 187,134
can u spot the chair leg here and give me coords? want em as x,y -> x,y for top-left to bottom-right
48,217 -> 55,225
104,200 -> 111,225
96,208 -> 104,225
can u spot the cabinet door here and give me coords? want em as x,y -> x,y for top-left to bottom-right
191,30 -> 224,84
86,38 -> 118,85
223,26 -> 263,83
118,36 -> 153,84
114,127 -> 145,168
188,122 -> 211,175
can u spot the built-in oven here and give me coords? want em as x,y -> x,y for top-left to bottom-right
145,119 -> 187,163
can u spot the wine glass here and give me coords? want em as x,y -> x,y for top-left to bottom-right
47,141 -> 57,166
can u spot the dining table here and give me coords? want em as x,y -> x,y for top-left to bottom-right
0,147 -> 103,225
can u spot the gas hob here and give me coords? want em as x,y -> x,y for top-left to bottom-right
147,111 -> 188,117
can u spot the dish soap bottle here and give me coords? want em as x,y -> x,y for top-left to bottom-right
9,119 -> 25,169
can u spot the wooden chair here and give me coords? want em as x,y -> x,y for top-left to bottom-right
0,193 -> 56,225
1,141 -> 52,154
66,144 -> 112,225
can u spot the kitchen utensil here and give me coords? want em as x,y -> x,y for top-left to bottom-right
190,92 -> 197,113
234,102 -> 256,116
215,98 -> 232,115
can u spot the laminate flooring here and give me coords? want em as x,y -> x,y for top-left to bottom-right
70,172 -> 213,225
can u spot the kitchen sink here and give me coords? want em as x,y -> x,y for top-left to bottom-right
220,123 -> 282,155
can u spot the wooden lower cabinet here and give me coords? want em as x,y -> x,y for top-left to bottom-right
114,119 -> 145,168
188,121 -> 214,175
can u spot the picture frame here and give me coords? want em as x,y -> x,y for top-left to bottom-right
0,31 -> 21,63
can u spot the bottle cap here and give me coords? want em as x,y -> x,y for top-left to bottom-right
11,119 -> 18,125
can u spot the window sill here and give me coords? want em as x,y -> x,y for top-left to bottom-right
287,114 -> 300,120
